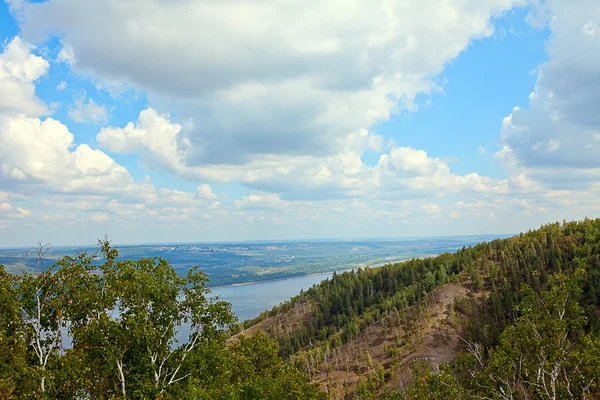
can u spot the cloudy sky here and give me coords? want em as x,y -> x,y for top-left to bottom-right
0,0 -> 599,246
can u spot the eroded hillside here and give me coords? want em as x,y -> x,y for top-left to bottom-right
238,219 -> 600,399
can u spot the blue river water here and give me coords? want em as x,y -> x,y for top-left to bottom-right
61,272 -> 334,348
210,272 -> 334,322
168,271 -> 334,343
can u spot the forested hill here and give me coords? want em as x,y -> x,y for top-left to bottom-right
2,219 -> 600,399
238,218 -> 600,399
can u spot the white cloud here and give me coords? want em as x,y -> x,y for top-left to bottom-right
547,139 -> 560,152
0,113 -> 133,193
90,213 -> 109,222
17,207 -> 31,217
97,108 -> 185,173
582,21 -> 599,37
56,80 -> 66,90
196,184 -> 217,200
57,44 -> 75,65
422,203 -> 440,215
0,39 -> 123,197
2,3 -> 600,245
68,93 -> 108,124
98,109 -> 510,201
0,36 -> 49,116
14,0 -> 524,168
508,173 -> 545,193
496,0 -> 600,184
478,145 -> 486,155
382,146 -> 442,176
0,200 -> 32,219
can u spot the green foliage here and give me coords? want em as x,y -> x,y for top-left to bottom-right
356,363 -> 390,399
247,253 -> 461,358
399,271 -> 600,399
461,271 -> 600,399
390,363 -> 465,400
177,331 -> 324,399
3,219 -> 600,399
244,218 -> 600,399
0,241 -> 322,399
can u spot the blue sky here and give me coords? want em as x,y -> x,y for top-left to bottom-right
0,0 -> 599,246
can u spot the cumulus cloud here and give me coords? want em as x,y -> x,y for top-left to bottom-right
13,0 -> 524,166
0,36 -> 49,115
97,108 -> 186,173
98,108 -> 510,201
90,213 -> 109,222
0,39 -> 124,195
3,2 -> 600,245
196,184 -> 217,200
0,113 -> 132,193
17,207 -> 31,217
496,0 -> 600,184
382,146 -> 442,176
377,147 -> 509,196
0,36 -> 223,228
0,199 -> 32,219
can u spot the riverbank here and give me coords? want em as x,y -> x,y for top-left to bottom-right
209,253 -> 439,291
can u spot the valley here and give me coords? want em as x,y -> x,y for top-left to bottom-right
0,235 -> 496,287
2,219 -> 600,399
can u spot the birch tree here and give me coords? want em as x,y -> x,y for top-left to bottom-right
63,241 -> 236,398
15,243 -> 69,396
466,272 -> 600,399
1,240 -> 322,399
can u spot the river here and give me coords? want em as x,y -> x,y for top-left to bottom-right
167,272 -> 334,343
210,272 -> 334,322
207,258 -> 433,322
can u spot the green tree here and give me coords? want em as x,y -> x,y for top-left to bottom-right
0,240 -> 322,399
467,272 -> 600,399
58,241 -> 236,398
0,265 -> 28,399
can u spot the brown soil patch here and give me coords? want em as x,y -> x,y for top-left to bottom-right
310,283 -> 472,399
230,300 -> 315,343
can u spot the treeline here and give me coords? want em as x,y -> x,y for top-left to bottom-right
396,269 -> 600,399
459,219 -> 600,347
392,218 -> 600,399
242,219 -> 600,398
3,218 -> 600,399
0,241 -> 323,399
244,251 -> 460,358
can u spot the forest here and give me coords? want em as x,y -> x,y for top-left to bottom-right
2,218 -> 600,399
241,218 -> 600,398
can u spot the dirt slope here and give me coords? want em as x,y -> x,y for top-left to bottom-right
309,283 -> 471,398
234,282 -> 478,399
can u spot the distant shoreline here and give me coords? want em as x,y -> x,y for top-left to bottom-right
0,233 -> 510,250
209,253 -> 439,290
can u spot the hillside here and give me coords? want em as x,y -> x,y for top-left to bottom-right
2,218 -> 600,399
238,218 -> 600,398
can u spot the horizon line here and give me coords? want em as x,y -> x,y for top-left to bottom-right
0,232 -> 515,250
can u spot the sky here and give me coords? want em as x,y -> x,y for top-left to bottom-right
0,0 -> 599,246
